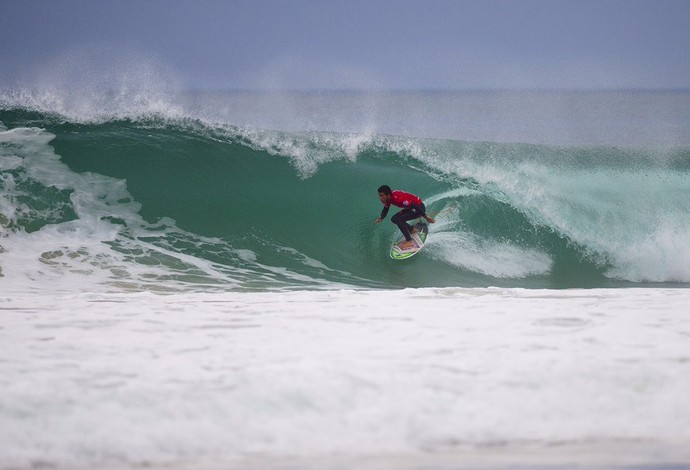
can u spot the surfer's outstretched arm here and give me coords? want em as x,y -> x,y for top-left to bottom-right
376,206 -> 390,223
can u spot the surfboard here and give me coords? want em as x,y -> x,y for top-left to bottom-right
390,222 -> 428,260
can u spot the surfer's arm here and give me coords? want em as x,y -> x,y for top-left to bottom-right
377,206 -> 390,221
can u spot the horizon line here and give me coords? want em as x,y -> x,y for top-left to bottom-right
182,86 -> 690,93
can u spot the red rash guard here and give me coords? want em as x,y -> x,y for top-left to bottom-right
386,190 -> 422,209
380,190 -> 425,219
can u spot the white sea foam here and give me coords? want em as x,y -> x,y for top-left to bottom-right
0,287 -> 689,468
428,230 -> 552,278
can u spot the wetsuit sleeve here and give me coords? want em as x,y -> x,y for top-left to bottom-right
380,206 -> 390,219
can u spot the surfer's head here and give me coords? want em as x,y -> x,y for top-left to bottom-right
378,185 -> 392,203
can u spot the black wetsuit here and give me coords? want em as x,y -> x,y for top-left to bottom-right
380,202 -> 426,241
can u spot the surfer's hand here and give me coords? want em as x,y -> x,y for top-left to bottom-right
375,217 -> 382,224
425,216 -> 436,223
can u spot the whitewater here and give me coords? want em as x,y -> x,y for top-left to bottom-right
2,86 -> 690,469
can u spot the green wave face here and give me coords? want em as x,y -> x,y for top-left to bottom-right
2,108 -> 689,290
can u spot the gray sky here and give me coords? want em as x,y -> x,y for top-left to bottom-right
1,0 -> 689,90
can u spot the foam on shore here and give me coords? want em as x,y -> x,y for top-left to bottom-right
1,287 -> 689,468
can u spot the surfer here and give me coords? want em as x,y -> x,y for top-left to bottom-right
375,185 -> 435,249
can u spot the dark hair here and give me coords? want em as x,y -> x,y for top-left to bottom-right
377,185 -> 392,195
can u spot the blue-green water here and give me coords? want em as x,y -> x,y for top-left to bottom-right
1,91 -> 690,290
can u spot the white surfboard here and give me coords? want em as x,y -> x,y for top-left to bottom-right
390,222 -> 428,260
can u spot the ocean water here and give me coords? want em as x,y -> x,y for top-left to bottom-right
2,90 -> 690,291
1,88 -> 690,468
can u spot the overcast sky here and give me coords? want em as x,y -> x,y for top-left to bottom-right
1,0 -> 689,90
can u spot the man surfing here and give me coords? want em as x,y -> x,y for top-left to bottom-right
375,185 -> 435,250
